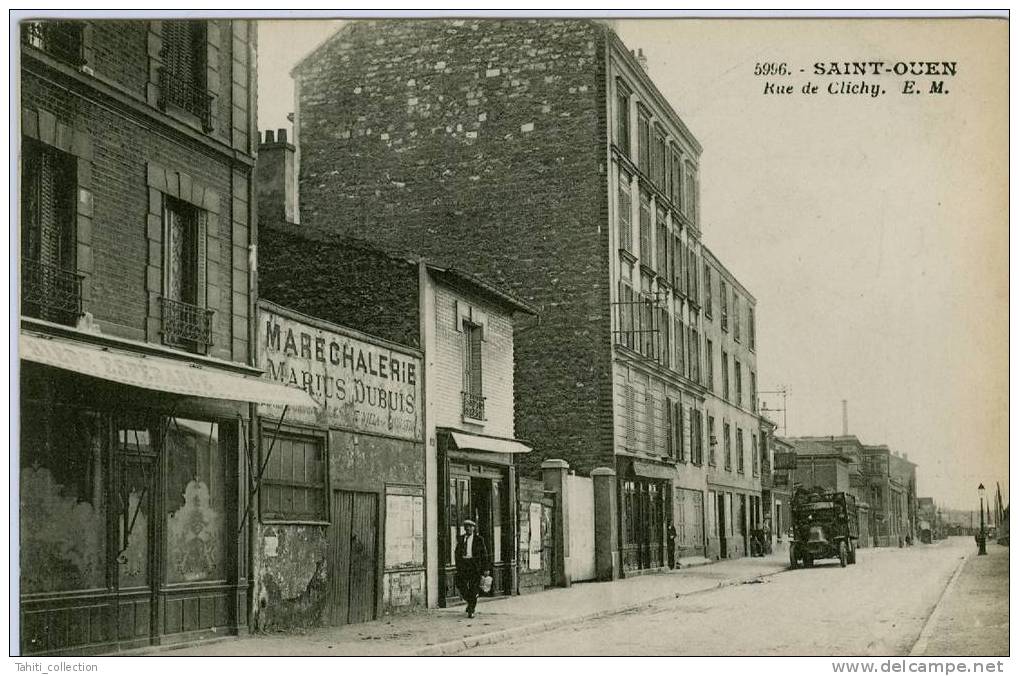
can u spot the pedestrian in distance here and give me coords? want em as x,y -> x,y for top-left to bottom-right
455,519 -> 489,619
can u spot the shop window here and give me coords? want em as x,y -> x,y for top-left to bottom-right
161,196 -> 212,354
20,400 -> 105,593
117,422 -> 155,590
260,428 -> 327,523
462,321 -> 485,420
21,138 -> 81,326
159,20 -> 213,130
166,418 -> 231,583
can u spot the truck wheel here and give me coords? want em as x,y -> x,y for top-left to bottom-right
848,541 -> 857,565
804,556 -> 813,568
839,541 -> 848,568
789,544 -> 798,569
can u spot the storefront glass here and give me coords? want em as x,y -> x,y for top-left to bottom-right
164,418 -> 228,583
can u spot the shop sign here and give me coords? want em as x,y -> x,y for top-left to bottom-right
257,308 -> 423,441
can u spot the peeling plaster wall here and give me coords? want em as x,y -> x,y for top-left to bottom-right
252,523 -> 329,631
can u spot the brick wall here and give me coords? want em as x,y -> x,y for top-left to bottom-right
296,18 -> 614,476
21,31 -> 254,363
257,222 -> 422,349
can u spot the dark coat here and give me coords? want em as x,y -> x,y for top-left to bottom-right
454,532 -> 489,573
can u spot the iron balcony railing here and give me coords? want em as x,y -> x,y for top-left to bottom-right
160,296 -> 213,354
462,391 -> 486,421
22,21 -> 86,68
157,66 -> 214,131
22,258 -> 83,326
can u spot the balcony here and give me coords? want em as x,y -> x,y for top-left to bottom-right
462,391 -> 486,422
157,66 -> 214,131
160,296 -> 213,354
21,258 -> 83,326
22,21 -> 85,68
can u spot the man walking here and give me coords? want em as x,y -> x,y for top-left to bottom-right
455,519 -> 489,618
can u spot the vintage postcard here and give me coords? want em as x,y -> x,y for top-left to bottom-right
12,11 -> 1008,665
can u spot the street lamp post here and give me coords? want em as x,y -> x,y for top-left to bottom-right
978,483 -> 987,555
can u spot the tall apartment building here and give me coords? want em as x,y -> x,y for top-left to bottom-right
290,19 -> 766,573
16,19 -> 310,654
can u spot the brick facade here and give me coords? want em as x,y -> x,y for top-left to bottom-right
294,19 -> 614,477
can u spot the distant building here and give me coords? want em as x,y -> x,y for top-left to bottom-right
288,18 -> 767,574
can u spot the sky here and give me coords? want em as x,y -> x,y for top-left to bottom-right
255,17 -> 1008,511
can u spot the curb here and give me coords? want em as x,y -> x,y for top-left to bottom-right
406,565 -> 788,656
908,550 -> 972,656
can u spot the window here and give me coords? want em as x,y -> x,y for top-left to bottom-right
706,338 -> 714,390
689,324 -> 701,384
735,359 -> 742,407
653,128 -> 667,187
720,280 -> 729,331
750,371 -> 757,413
674,315 -> 685,376
260,428 -> 327,522
20,399 -> 105,593
22,20 -> 85,68
617,171 -> 632,252
639,189 -> 652,265
707,415 -> 716,465
672,234 -> 685,293
615,83 -> 630,156
159,21 -> 212,129
684,162 -> 697,221
617,276 -> 636,350
721,350 -> 730,400
639,273 -> 654,357
626,383 -> 636,446
659,307 -> 670,368
671,148 -> 683,207
666,397 -> 681,460
463,321 -> 485,420
690,409 -> 703,465
656,206 -> 669,275
21,139 -> 81,325
737,428 -> 745,473
724,422 -> 732,471
752,434 -> 760,476
161,196 -> 212,353
687,245 -> 699,301
749,307 -> 756,351
645,390 -> 655,453
637,109 -> 650,176
167,418 -> 232,581
734,293 -> 742,342
703,263 -> 713,317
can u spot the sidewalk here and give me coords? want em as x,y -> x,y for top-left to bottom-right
913,542 -> 1009,656
154,554 -> 789,656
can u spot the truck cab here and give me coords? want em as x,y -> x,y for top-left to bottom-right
789,487 -> 859,568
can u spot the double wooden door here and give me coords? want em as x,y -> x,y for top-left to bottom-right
329,490 -> 379,625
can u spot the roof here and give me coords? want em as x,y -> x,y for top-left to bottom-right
261,217 -> 537,317
781,437 -> 860,459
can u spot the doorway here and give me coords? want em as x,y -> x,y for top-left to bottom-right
716,492 -> 727,559
329,490 -> 379,625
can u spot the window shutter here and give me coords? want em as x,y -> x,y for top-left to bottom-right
665,397 -> 674,458
645,391 -> 655,452
626,383 -> 636,445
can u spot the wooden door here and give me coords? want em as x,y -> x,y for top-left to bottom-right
329,490 -> 379,625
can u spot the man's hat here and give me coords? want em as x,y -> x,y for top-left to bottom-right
463,519 -> 477,527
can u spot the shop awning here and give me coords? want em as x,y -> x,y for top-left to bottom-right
631,459 -> 677,480
20,331 -> 318,408
449,431 -> 532,455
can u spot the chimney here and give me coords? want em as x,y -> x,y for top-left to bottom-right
842,399 -> 848,436
257,126 -> 299,225
636,48 -> 648,72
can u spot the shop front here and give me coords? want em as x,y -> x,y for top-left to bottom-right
617,459 -> 674,574
436,429 -> 530,606
18,328 -> 313,655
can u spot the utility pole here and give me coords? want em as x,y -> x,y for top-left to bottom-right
759,386 -> 789,436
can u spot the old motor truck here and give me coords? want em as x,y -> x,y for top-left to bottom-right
789,487 -> 859,568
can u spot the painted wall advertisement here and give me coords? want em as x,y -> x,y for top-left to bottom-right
257,306 -> 423,441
